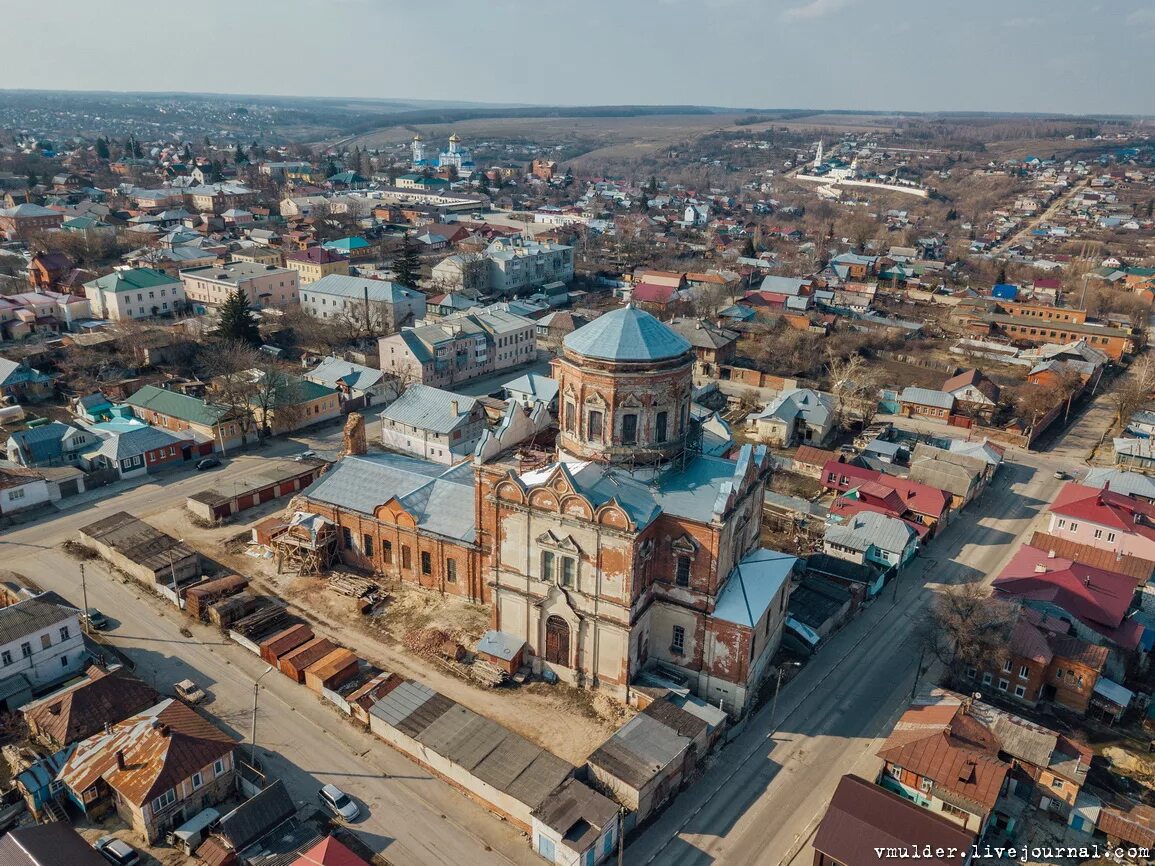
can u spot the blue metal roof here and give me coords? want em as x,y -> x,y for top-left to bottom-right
563,305 -> 691,362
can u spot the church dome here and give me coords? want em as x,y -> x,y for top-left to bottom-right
563,305 -> 691,363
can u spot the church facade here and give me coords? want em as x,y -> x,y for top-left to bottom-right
411,133 -> 476,174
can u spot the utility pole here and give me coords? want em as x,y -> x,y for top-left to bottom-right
80,563 -> 89,634
250,665 -> 274,770
910,645 -> 926,701
616,806 -> 624,866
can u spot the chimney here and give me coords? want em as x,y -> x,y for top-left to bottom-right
451,400 -> 459,416
1104,480 -> 1111,492
1084,577 -> 1092,587
1034,563 -> 1048,574
115,750 -> 127,771
1048,549 -> 1056,558
159,723 -> 170,738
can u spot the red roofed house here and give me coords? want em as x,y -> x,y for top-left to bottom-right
292,836 -> 371,866
941,369 -> 1000,418
821,459 -> 951,536
992,544 -> 1144,651
630,281 -> 680,311
813,774 -> 975,866
1046,482 -> 1155,561
954,609 -> 1109,715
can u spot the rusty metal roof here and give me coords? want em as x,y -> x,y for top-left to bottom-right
57,698 -> 236,807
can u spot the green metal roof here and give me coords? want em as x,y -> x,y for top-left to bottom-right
123,384 -> 230,427
84,268 -> 180,294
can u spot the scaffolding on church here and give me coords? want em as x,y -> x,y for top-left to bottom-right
271,511 -> 339,576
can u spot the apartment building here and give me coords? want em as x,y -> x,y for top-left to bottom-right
180,262 -> 299,311
83,268 -> 187,321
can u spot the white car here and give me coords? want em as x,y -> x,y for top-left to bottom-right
318,783 -> 360,821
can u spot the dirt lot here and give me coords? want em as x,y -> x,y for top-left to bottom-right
149,502 -> 631,765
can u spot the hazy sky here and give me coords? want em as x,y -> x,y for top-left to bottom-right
5,0 -> 1153,115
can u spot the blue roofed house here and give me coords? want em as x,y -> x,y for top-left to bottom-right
0,358 -> 55,404
898,387 -> 955,422
305,356 -> 395,408
6,422 -> 96,468
824,510 -> 918,574
502,372 -> 559,412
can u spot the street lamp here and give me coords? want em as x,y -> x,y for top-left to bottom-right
771,661 -> 802,725
250,665 -> 274,770
168,538 -> 185,602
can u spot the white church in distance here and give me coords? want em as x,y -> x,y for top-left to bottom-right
411,133 -> 476,174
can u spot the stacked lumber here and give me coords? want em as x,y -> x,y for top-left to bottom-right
207,593 -> 256,628
232,601 -> 288,638
327,573 -> 378,598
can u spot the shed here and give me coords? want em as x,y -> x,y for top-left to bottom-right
258,624 -> 314,665
475,630 -> 526,675
185,575 -> 249,621
279,637 -> 337,682
206,592 -> 256,628
346,672 -> 405,726
303,649 -> 360,694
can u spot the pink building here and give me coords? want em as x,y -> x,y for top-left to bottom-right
180,261 -> 299,311
1046,482 -> 1155,561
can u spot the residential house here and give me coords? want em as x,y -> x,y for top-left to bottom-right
0,290 -> 91,338
0,595 -> 85,707
992,544 -> 1143,651
666,318 -> 739,377
305,356 -> 394,408
942,369 -> 1000,418
1046,482 -> 1155,561
379,306 -> 536,389
243,372 -> 341,436
975,313 -> 1135,361
122,384 -> 249,453
426,292 -> 481,319
502,372 -> 558,412
180,262 -> 299,311
56,698 -> 237,843
6,421 -> 96,467
380,385 -> 486,464
0,462 -> 50,516
1113,438 -> 1155,472
534,310 -> 592,348
0,824 -> 110,866
27,252 -> 74,291
824,510 -> 919,572
185,182 -> 255,214
804,553 -> 888,601
812,774 -> 975,866
957,608 -> 1109,716
300,274 -> 426,331
84,422 -> 194,479
0,203 -> 63,240
291,837 -> 371,866
531,777 -> 619,866
22,666 -> 160,749
792,445 -> 837,479
909,448 -> 984,510
321,236 -> 373,261
746,388 -> 837,448
0,359 -> 55,403
821,460 -> 952,536
482,237 -> 574,295
898,387 -> 955,422
284,247 -> 349,284
84,268 -> 186,322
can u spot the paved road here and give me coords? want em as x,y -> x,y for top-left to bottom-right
991,178 -> 1088,253
0,453 -> 539,866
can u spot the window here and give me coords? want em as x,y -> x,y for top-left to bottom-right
213,758 -> 225,776
542,551 -> 556,581
656,411 -> 668,443
564,401 -> 576,432
1107,532 -> 1116,543
941,802 -> 968,819
340,527 -> 352,548
363,535 -> 373,557
421,551 -> 432,575
964,666 -> 977,679
561,556 -> 576,588
982,672 -> 992,686
20,642 -> 31,658
401,546 -> 412,569
1050,778 -> 1064,790
1093,529 -> 1103,539
1057,518 -> 1066,529
191,772 -> 203,790
587,410 -> 603,439
1069,522 -> 1079,531
8,488 -> 25,501
674,554 -> 693,587
1002,660 -> 1012,673
1014,685 -> 1026,698
671,625 -> 685,653
920,778 -> 932,793
620,413 -> 637,445
383,540 -> 392,565
0,652 -> 9,666
59,626 -> 70,641
152,788 -> 177,813
446,559 -> 457,583
998,679 -> 1009,692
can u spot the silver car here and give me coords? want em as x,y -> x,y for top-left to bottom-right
318,783 -> 360,821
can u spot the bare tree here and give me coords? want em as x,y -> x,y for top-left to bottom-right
826,352 -> 882,431
1110,354 -> 1155,432
921,583 -> 1018,684
204,340 -> 261,444
1014,383 -> 1061,433
249,365 -> 307,436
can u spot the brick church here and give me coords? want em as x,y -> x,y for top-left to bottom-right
299,305 -> 796,715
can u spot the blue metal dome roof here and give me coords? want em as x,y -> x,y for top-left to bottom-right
563,305 -> 692,362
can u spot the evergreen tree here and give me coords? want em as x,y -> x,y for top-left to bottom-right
95,137 -> 110,160
25,171 -> 38,189
996,265 -> 1008,285
393,232 -> 421,288
215,288 -> 261,345
234,143 -> 247,165
210,160 -> 225,183
131,138 -> 143,159
182,143 -> 192,162
741,237 -> 757,258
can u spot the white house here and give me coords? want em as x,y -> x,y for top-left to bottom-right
83,268 -> 186,322
683,204 -> 710,226
299,274 -> 427,332
0,462 -> 50,516
380,385 -> 487,464
0,595 -> 86,707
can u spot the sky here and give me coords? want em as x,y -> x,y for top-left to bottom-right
4,0 -> 1154,116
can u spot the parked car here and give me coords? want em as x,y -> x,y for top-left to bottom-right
318,784 -> 360,821
174,679 -> 206,705
294,450 -> 317,462
86,608 -> 109,630
1054,470 -> 1071,480
94,836 -> 140,866
196,456 -> 222,471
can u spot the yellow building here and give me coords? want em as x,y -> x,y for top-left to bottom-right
284,247 -> 349,284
